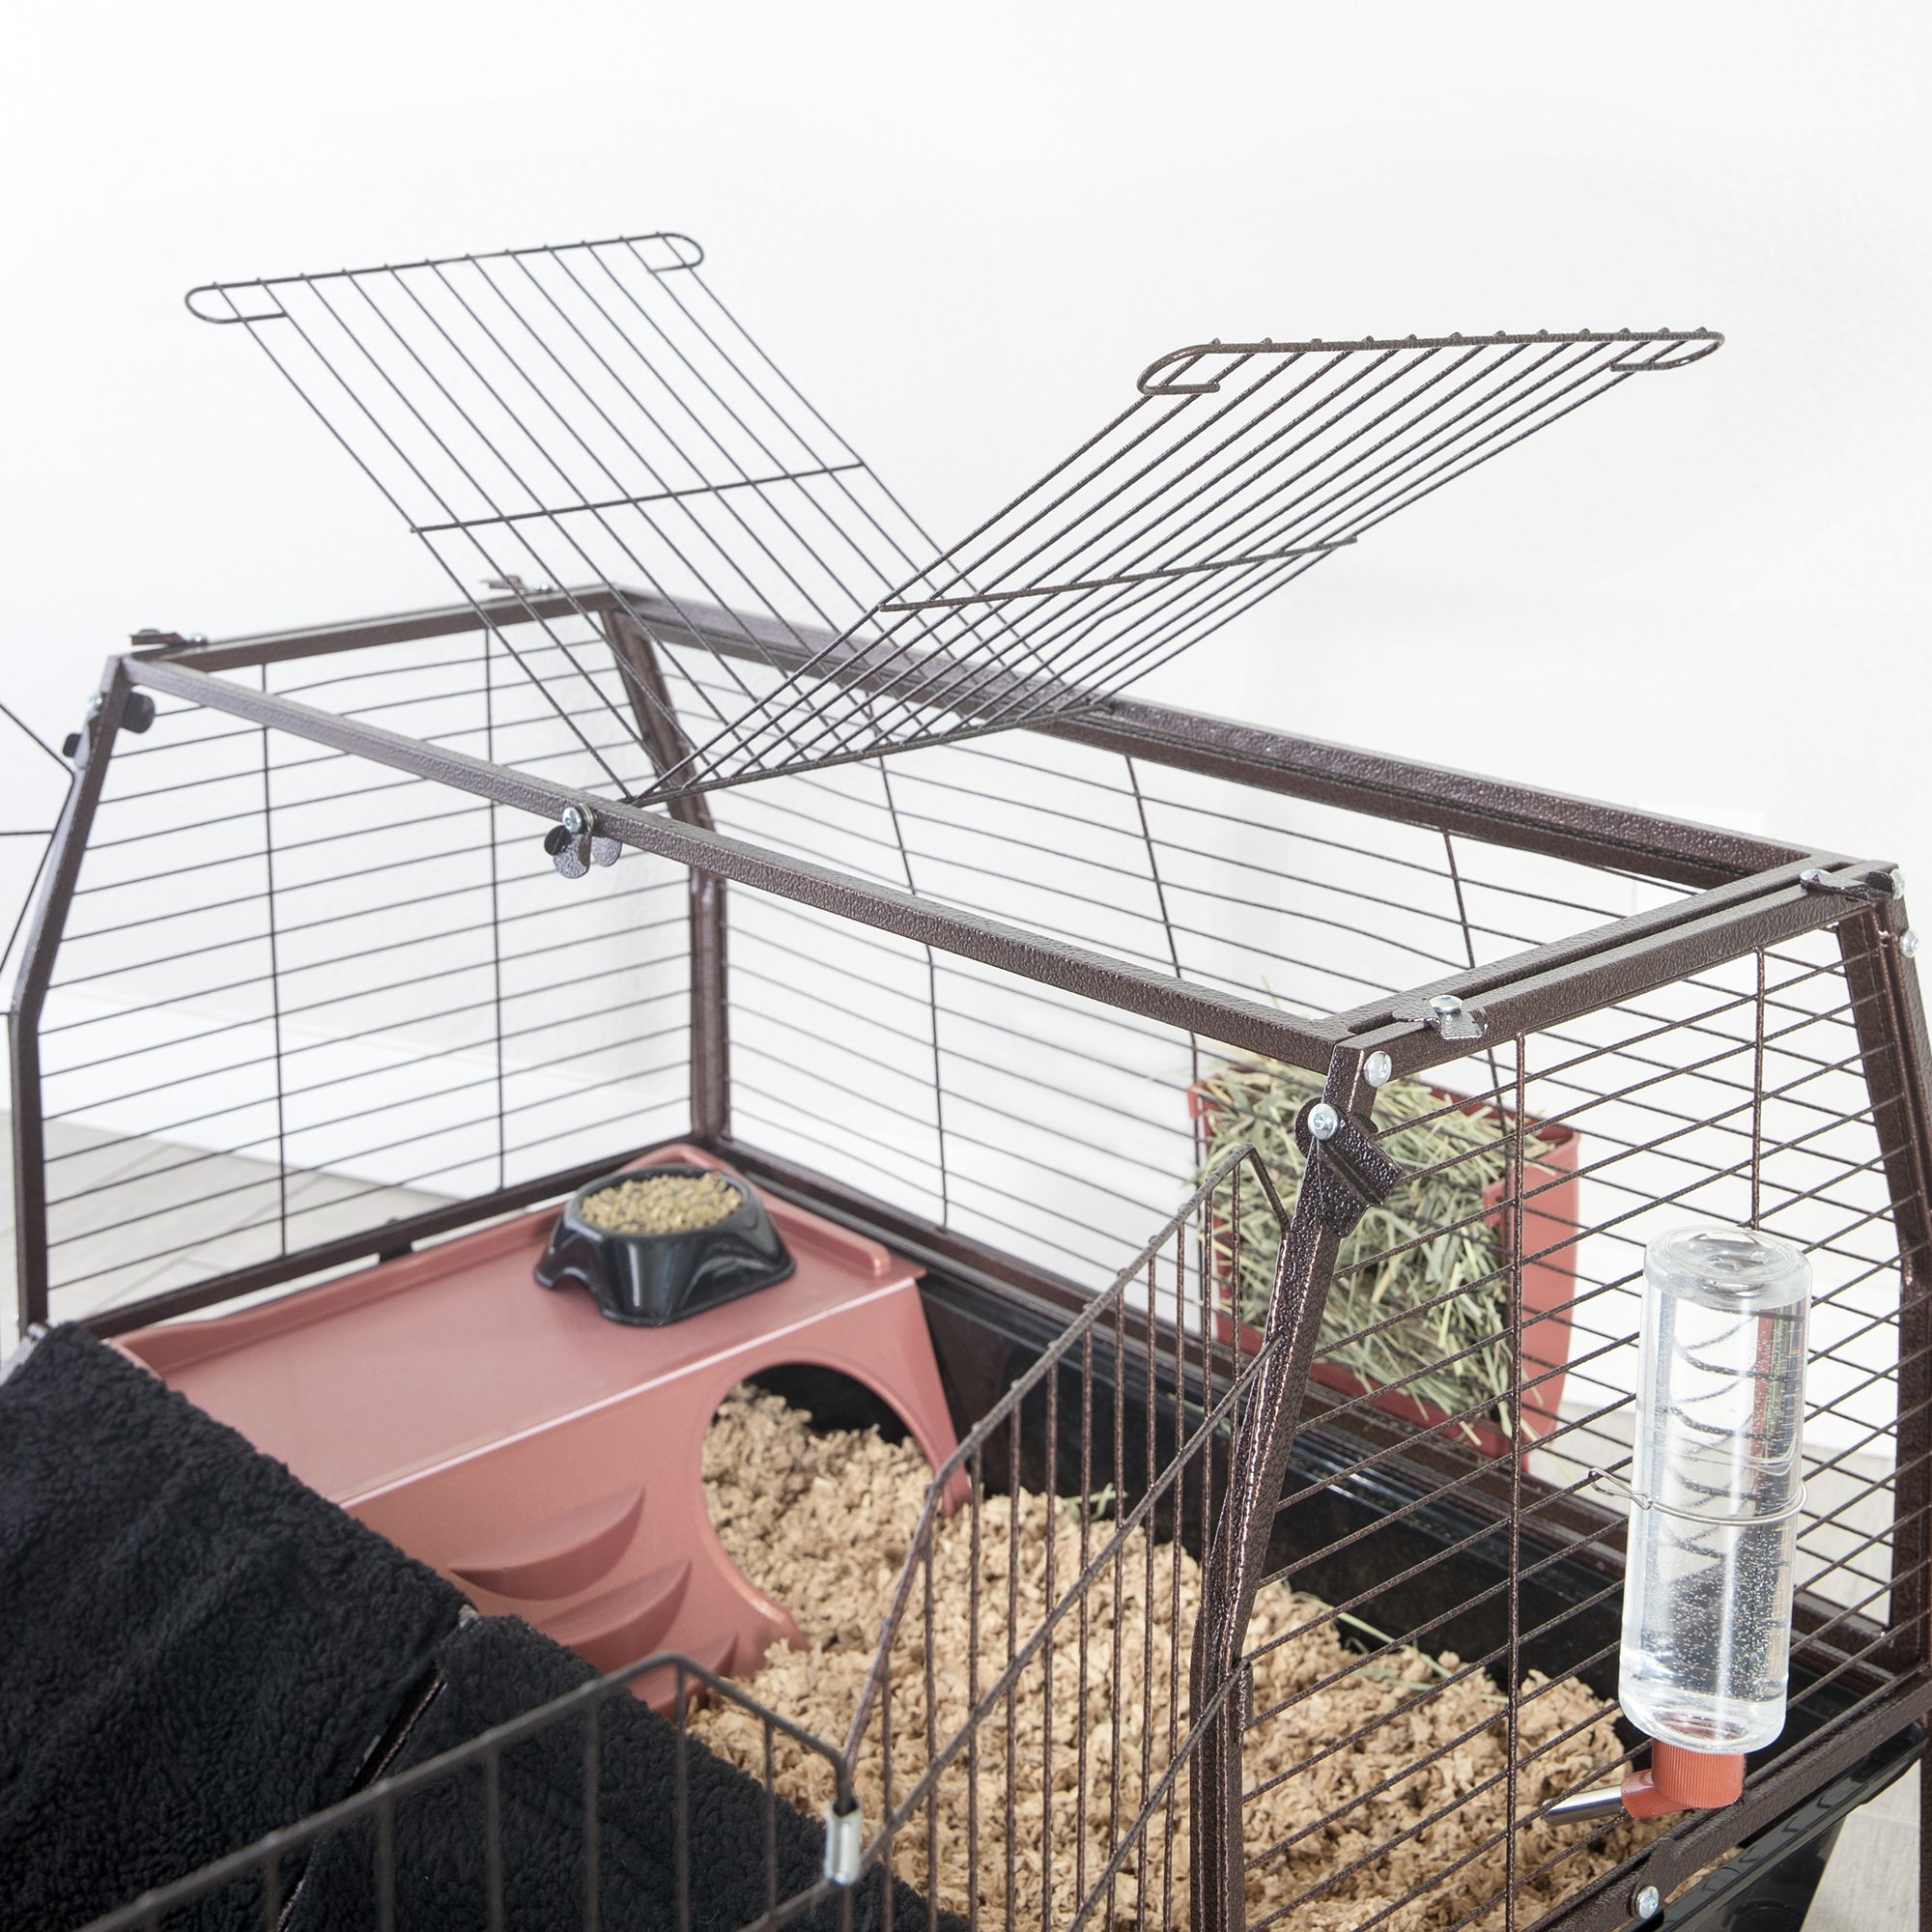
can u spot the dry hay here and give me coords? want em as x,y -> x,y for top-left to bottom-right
1195,1061 -> 1556,1436
695,1388 -> 1653,1931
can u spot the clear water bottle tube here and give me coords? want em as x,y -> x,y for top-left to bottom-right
1618,1224 -> 1810,1755
1550,1223 -> 1810,1825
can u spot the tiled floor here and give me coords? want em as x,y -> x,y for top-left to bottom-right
0,1112 -> 445,1356
1803,1762 -> 1918,1930
0,1115 -> 1915,1927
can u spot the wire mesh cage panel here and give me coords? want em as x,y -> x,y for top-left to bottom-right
19,635 -> 692,1328
51,610 -> 1709,1327
699,1149 -> 1284,1932
1513,923 -> 1904,1625
66,1649 -> 864,1932
1216,917 -> 1917,1932
185,234 -> 1719,799
624,626 -> 1706,1315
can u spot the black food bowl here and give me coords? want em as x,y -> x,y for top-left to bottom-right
534,1163 -> 794,1325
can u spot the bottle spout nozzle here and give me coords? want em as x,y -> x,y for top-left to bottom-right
1544,1783 -> 1628,1823
1548,1745 -> 1746,1825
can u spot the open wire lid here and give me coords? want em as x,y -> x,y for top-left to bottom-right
188,234 -> 1719,800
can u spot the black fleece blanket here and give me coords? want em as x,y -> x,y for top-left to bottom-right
3,1326 -> 961,1932
0,1326 -> 466,1932
288,1612 -> 963,1932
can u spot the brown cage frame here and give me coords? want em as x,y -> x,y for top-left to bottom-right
11,583 -> 1932,1932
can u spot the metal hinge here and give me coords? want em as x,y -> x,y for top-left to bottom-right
1297,1100 -> 1406,1231
544,804 -> 620,878
128,628 -> 209,651
1390,989 -> 1488,1042
1799,863 -> 1902,903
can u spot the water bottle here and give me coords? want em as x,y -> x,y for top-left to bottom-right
1617,1223 -> 1810,1753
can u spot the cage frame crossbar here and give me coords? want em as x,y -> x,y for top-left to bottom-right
132,583 -> 1799,889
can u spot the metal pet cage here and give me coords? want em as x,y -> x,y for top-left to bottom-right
9,232 -> 1930,1932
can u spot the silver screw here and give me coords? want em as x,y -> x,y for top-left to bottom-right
560,804 -> 589,838
1903,929 -> 1921,960
1891,868 -> 1906,896
1306,1102 -> 1341,1142
1364,1050 -> 1394,1089
1631,1882 -> 1662,1920
1800,866 -> 1826,887
1429,993 -> 1463,1018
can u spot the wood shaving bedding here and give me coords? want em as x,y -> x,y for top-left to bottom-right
696,1388 -> 1653,1931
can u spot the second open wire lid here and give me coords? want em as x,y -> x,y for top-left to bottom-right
188,233 -> 1719,801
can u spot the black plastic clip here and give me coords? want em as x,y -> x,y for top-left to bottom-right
62,691 -> 154,761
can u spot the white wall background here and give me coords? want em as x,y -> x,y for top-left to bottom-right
2,1 -> 1926,907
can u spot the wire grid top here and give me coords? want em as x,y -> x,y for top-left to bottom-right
188,236 -> 1720,799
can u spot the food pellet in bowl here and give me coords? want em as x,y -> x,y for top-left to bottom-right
581,1171 -> 742,1236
